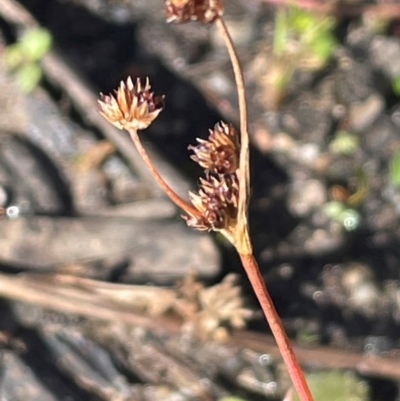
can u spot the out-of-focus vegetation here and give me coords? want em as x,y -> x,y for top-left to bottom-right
390,149 -> 400,187
324,201 -> 361,231
293,371 -> 369,401
329,131 -> 359,155
5,27 -> 52,92
219,397 -> 249,401
273,7 -> 337,71
251,6 -> 337,110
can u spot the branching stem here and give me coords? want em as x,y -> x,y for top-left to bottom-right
129,129 -> 201,218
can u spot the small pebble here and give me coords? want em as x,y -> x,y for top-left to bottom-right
370,36 -> 400,78
288,179 -> 327,217
348,93 -> 385,133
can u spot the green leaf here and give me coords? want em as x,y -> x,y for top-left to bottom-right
390,149 -> 400,187
392,76 -> 400,96
19,28 -> 52,61
310,35 -> 336,63
274,8 -> 288,57
293,371 -> 369,401
329,130 -> 359,155
15,63 -> 42,93
290,9 -> 315,33
4,45 -> 24,69
323,201 -> 346,220
273,6 -> 336,65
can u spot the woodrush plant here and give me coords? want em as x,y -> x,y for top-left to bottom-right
98,2 -> 314,401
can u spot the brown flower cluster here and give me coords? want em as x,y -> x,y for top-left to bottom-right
189,122 -> 238,175
175,273 -> 253,340
165,0 -> 223,24
98,77 -> 164,131
185,122 -> 240,232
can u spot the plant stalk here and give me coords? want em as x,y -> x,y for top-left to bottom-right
240,253 -> 314,401
215,17 -> 250,243
129,129 -> 201,218
215,17 -> 248,148
216,14 -> 314,401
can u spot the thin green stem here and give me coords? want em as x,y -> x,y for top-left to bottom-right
240,253 -> 314,401
129,129 -> 201,218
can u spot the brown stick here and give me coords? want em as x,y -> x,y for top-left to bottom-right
1,272 -> 400,383
240,253 -> 314,401
232,330 -> 400,382
0,272 -> 181,334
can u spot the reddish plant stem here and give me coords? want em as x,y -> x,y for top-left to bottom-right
217,14 -> 313,400
240,253 -> 314,401
129,129 -> 201,218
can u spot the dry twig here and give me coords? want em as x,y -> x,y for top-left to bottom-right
0,270 -> 398,383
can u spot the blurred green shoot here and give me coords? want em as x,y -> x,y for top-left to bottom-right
323,201 -> 360,231
296,324 -> 320,346
259,6 -> 337,109
329,130 -> 359,155
392,76 -> 400,97
292,371 -> 369,401
273,7 -> 337,67
390,149 -> 400,187
5,27 -> 52,92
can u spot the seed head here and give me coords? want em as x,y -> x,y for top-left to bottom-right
189,122 -> 239,175
165,0 -> 224,24
98,77 -> 164,131
184,173 -> 239,231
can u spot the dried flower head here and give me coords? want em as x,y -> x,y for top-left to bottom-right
165,0 -> 224,24
177,274 -> 253,340
184,173 -> 238,231
197,274 -> 254,331
175,273 -> 253,340
189,122 -> 239,175
98,77 -> 164,131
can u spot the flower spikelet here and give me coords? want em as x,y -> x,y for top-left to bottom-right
189,122 -> 239,175
165,0 -> 224,24
184,174 -> 239,231
198,274 -> 254,332
98,77 -> 164,131
175,273 -> 253,340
